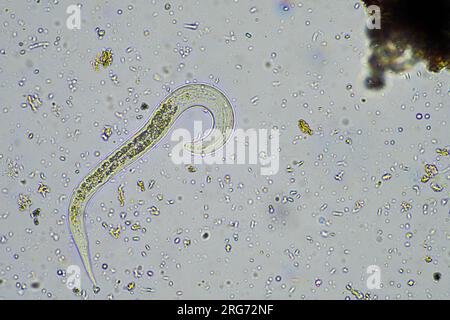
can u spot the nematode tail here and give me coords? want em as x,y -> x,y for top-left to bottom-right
68,83 -> 235,288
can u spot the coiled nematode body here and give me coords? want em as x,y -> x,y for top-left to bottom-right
68,83 -> 235,288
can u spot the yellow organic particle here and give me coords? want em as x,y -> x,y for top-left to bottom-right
424,164 -> 438,178
31,208 -> 41,218
346,284 -> 372,300
18,194 -> 32,212
31,208 -> 41,226
117,184 -> 125,207
298,119 -> 313,136
101,126 -> 112,141
420,163 -> 446,192
430,182 -> 444,192
400,201 -> 412,212
25,94 -> 42,112
131,223 -> 141,231
37,183 -> 50,198
137,180 -> 145,192
436,147 -> 449,156
346,285 -> 364,300
68,83 -> 235,287
294,160 -> 304,167
148,205 -> 160,216
183,238 -> 191,248
186,164 -> 197,173
109,225 -> 121,239
94,48 -> 113,71
126,282 -> 136,292
353,200 -> 365,212
407,279 -> 416,287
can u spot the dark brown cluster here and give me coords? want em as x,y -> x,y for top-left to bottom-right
361,0 -> 449,89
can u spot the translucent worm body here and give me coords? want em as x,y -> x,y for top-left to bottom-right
68,83 -> 235,288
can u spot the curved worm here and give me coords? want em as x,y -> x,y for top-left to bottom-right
68,83 -> 235,288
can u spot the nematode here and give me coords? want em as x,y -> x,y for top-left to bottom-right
68,83 -> 235,288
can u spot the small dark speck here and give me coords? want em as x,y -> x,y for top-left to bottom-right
202,232 -> 210,240
433,272 -> 441,282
